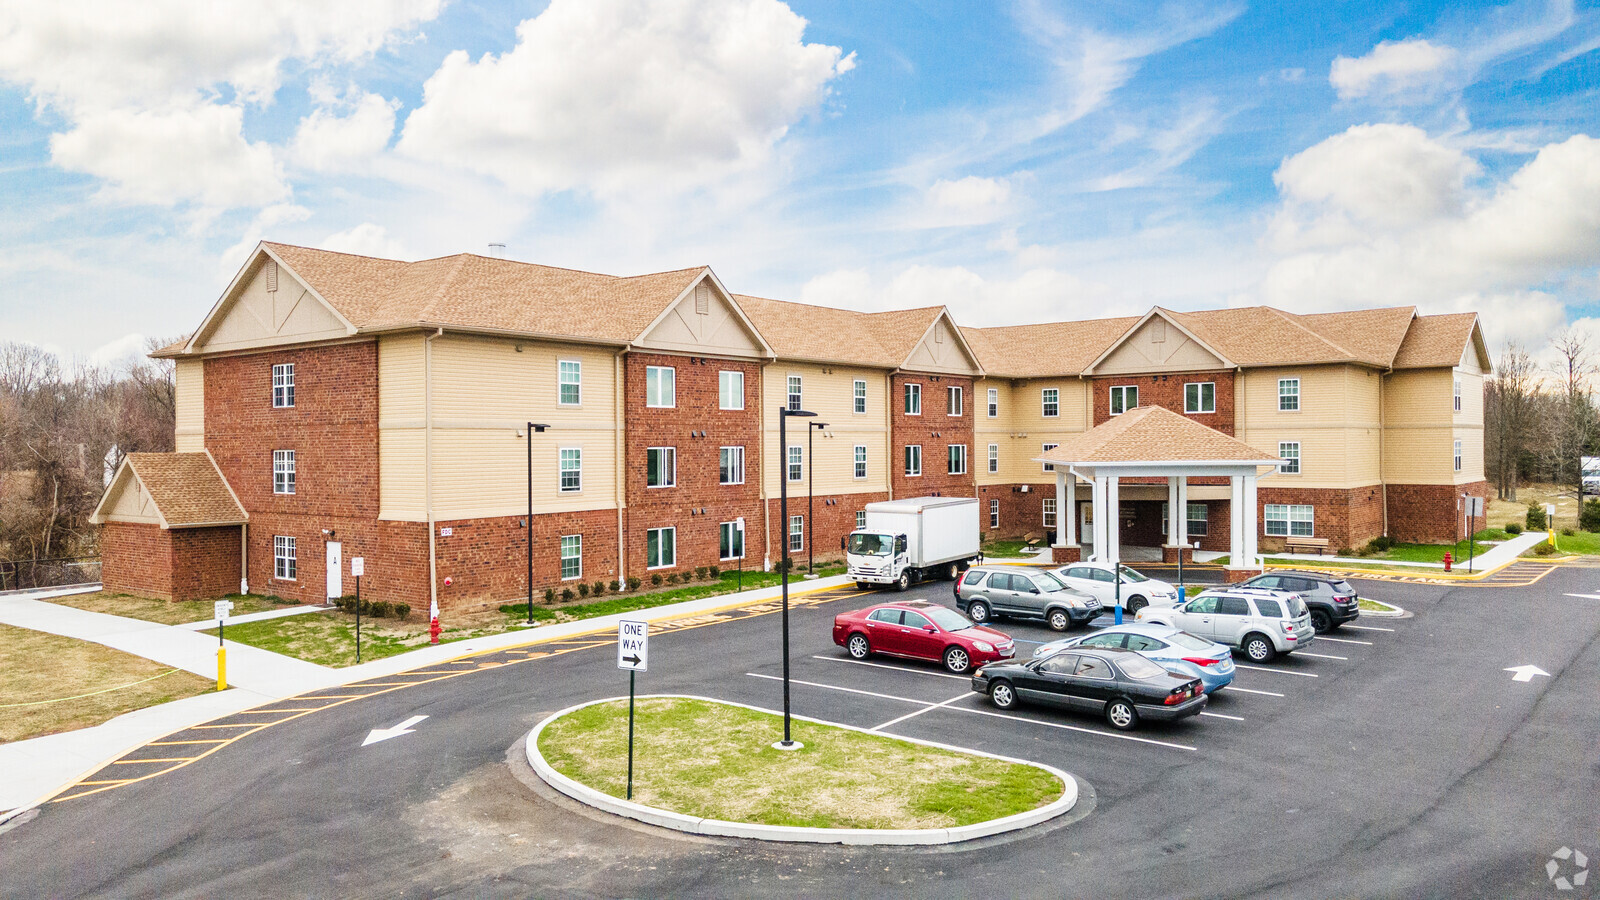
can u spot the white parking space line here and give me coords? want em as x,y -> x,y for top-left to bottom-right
1562,593 -> 1600,600
744,673 -> 931,705
946,705 -> 1196,751
1342,624 -> 1395,632
1311,636 -> 1373,645
869,691 -> 974,732
1223,686 -> 1285,697
809,655 -> 971,681
1200,711 -> 1244,722
1234,663 -> 1318,677
1296,651 -> 1349,660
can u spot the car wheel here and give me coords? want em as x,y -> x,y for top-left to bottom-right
944,646 -> 972,673
1310,610 -> 1332,633
895,571 -> 911,592
967,600 -> 991,623
1105,699 -> 1138,731
847,633 -> 870,659
1047,608 -> 1071,632
1126,596 -> 1148,615
989,680 -> 1017,709
1243,633 -> 1276,663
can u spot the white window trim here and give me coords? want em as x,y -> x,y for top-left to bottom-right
1278,378 -> 1300,412
560,534 -> 583,581
718,370 -> 745,411
947,443 -> 967,475
787,374 -> 803,412
1264,504 -> 1314,538
719,521 -> 745,561
1110,385 -> 1138,416
789,515 -> 805,552
1042,443 -> 1057,474
988,443 -> 998,474
646,526 -> 677,570
273,449 -> 296,495
989,499 -> 1000,528
1160,502 -> 1210,537
1043,497 -> 1057,528
272,363 -> 295,409
719,446 -> 745,485
646,446 -> 677,489
1184,382 -> 1216,414
904,383 -> 922,416
855,510 -> 867,530
905,444 -> 923,476
273,535 -> 297,581
559,447 -> 583,493
853,444 -> 867,480
1041,388 -> 1059,418
1453,378 -> 1463,412
558,359 -> 582,406
1278,441 -> 1301,475
1454,439 -> 1463,472
646,366 -> 676,408
787,445 -> 803,483
853,378 -> 867,414
948,385 -> 963,417
987,387 -> 998,418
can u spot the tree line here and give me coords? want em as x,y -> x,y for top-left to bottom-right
1487,329 -> 1599,502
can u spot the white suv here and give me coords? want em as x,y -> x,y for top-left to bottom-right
1135,587 -> 1314,662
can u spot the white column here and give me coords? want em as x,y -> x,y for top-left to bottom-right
1166,476 -> 1180,545
1053,470 -> 1068,548
1063,470 -> 1077,548
1090,476 -> 1106,561
1229,475 -> 1245,565
1243,472 -> 1259,566
1106,476 -> 1121,562
1176,476 -> 1189,549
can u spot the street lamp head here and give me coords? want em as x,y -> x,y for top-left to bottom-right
528,423 -> 550,433
810,421 -> 829,429
780,408 -> 816,418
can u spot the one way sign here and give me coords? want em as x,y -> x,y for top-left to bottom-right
617,619 -> 648,672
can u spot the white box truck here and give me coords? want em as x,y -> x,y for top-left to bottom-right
846,496 -> 980,591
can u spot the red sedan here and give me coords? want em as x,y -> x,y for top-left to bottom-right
832,599 -> 1016,673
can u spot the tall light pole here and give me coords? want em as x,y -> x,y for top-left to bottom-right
808,421 -> 828,574
525,423 -> 549,626
776,406 -> 815,750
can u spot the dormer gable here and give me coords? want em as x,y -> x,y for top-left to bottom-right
185,245 -> 356,355
1087,308 -> 1230,375
901,310 -> 983,376
633,269 -> 774,360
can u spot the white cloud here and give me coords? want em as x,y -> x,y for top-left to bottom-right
928,176 -> 1011,212
397,0 -> 853,197
797,265 -> 1132,327
87,332 -> 149,370
219,203 -> 314,278
320,223 -> 406,259
1330,38 -> 1459,100
290,92 -> 399,173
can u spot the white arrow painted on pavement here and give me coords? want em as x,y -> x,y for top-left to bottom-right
1504,665 -> 1551,683
362,715 -> 428,746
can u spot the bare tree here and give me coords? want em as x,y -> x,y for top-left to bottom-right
1486,343 -> 1537,501
1546,329 -> 1598,491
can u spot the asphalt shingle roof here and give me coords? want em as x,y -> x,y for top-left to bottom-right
123,453 -> 246,526
1036,405 -> 1283,465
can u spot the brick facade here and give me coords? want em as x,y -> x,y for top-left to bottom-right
170,526 -> 243,601
434,510 -> 619,612
1257,485 -> 1384,553
101,522 -> 240,601
1091,371 -> 1236,434
764,492 -> 887,567
890,373 -> 975,500
1387,481 -> 1490,543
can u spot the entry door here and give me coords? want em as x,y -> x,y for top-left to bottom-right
326,541 -> 343,600
1080,503 -> 1093,545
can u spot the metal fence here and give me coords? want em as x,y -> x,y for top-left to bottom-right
0,556 -> 101,592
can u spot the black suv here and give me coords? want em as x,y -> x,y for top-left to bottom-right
1238,572 -> 1360,632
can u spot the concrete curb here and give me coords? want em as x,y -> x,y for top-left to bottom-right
1357,599 -> 1407,618
524,694 -> 1079,845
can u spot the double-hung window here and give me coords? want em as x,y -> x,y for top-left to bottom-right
558,360 -> 581,405
272,363 -> 295,408
947,444 -> 967,475
1043,498 -> 1057,528
1042,443 -> 1058,473
904,383 -> 921,415
855,510 -> 867,530
853,445 -> 867,479
989,499 -> 999,528
987,388 -> 998,417
853,379 -> 867,414
273,535 -> 296,580
559,448 -> 582,492
719,371 -> 744,410
1110,385 -> 1138,415
719,446 -> 744,485
647,447 -> 676,488
1454,440 -> 1463,472
560,535 -> 582,580
1279,441 -> 1301,475
1041,388 -> 1059,418
789,515 -> 804,552
272,449 -> 296,494
988,443 -> 998,474
719,521 -> 744,560
788,446 -> 803,482
1185,382 -> 1215,414
787,375 -> 803,411
1278,378 -> 1300,411
647,527 -> 676,569
646,366 -> 675,407
948,386 -> 963,416
904,444 -> 922,476
1265,504 -> 1314,537
1453,378 -> 1462,412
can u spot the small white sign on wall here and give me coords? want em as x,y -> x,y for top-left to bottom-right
439,527 -> 453,537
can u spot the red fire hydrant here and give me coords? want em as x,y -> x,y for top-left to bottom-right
1443,551 -> 1452,572
429,615 -> 441,644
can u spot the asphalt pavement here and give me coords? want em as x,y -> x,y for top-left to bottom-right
3,566 -> 1598,899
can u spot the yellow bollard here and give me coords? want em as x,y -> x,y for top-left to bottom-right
217,646 -> 227,691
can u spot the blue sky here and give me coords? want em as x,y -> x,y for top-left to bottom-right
1,0 -> 1598,367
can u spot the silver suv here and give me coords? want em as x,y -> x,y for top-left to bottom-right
1135,586 -> 1314,662
954,566 -> 1100,632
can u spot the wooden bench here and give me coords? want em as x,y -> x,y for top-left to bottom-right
1286,536 -> 1330,555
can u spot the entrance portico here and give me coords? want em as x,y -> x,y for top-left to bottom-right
1035,406 -> 1282,582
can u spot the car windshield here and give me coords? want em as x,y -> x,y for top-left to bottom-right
847,533 -> 894,556
1287,596 -> 1308,617
1033,571 -> 1067,591
1117,655 -> 1167,679
924,607 -> 973,631
1118,565 -> 1149,583
1166,631 -> 1214,651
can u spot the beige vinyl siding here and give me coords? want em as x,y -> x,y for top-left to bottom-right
1238,365 -> 1382,489
1381,369 -> 1459,485
1453,368 -> 1485,483
762,363 -> 889,495
174,358 -> 205,452
974,378 -> 1089,485
378,334 -> 427,521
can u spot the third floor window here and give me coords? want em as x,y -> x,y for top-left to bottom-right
272,363 -> 294,408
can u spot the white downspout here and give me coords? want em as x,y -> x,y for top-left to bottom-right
615,348 -> 627,585
425,328 -> 443,613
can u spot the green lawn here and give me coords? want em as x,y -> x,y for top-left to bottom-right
537,697 -> 1065,830
1538,530 -> 1600,556
498,565 -> 846,625
981,539 -> 1042,559
44,591 -> 303,625
1358,597 -> 1400,613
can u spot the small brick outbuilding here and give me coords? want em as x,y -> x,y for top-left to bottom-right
90,452 -> 247,601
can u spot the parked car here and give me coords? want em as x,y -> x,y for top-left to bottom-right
954,565 -> 1100,631
971,647 -> 1206,730
832,599 -> 1015,673
1238,572 -> 1359,632
1032,623 -> 1235,694
1049,562 -> 1181,615
1135,588 -> 1314,662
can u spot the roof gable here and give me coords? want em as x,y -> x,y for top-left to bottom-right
634,270 -> 773,359
188,246 -> 356,354
1088,309 -> 1228,375
900,309 -> 983,376
1392,313 -> 1487,370
90,452 -> 247,528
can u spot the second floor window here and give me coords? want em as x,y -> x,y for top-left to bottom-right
1110,385 -> 1138,415
272,363 -> 294,408
560,448 -> 582,492
948,444 -> 967,475
788,445 -> 803,482
948,386 -> 963,416
719,370 -> 744,410
719,446 -> 744,484
1455,440 -> 1463,472
272,449 -> 295,494
854,445 -> 867,479
904,383 -> 921,415
904,444 -> 922,476
1042,388 -> 1058,418
987,387 -> 998,417
1042,443 -> 1057,473
854,379 -> 867,414
1185,382 -> 1215,414
646,366 -> 675,407
1279,378 -> 1300,411
1279,441 -> 1301,474
787,375 -> 803,411
559,360 -> 581,405
988,443 -> 998,473
1454,378 -> 1462,412
647,447 -> 676,487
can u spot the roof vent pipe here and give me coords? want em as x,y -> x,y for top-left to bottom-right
487,242 -> 507,258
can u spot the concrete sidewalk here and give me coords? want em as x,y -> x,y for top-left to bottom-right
1266,531 -> 1550,572
0,573 -> 856,818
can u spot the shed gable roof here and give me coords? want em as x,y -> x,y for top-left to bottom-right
91,452 -> 247,528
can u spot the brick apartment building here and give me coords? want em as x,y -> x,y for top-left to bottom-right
92,242 -> 1489,607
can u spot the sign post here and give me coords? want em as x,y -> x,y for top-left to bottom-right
1463,496 -> 1485,573
1113,558 -> 1123,625
617,620 -> 648,801
736,517 -> 746,592
214,599 -> 234,691
351,557 -> 365,663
